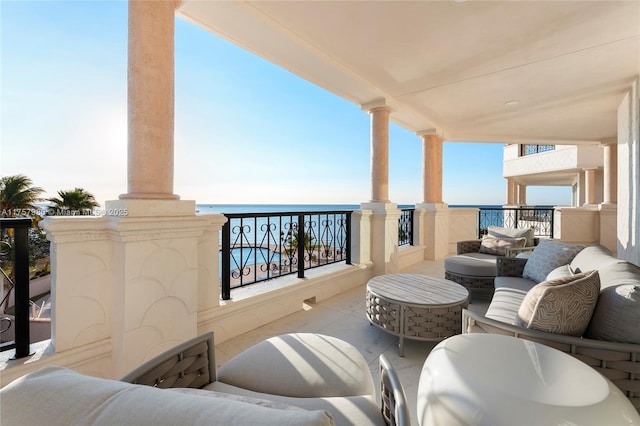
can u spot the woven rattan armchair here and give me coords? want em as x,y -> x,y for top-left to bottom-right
444,239 -> 537,301
121,332 -> 409,426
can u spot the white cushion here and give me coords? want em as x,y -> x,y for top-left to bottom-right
545,264 -> 574,281
488,226 -> 535,247
217,333 -> 374,398
444,253 -> 498,277
478,235 -> 527,256
206,381 -> 386,426
0,366 -> 334,426
484,287 -> 528,324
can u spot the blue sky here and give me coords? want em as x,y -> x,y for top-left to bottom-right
1,1 -> 571,207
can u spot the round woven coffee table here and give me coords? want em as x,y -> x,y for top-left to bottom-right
365,274 -> 469,356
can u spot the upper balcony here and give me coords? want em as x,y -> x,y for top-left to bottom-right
504,144 -> 604,184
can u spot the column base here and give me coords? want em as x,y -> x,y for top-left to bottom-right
120,192 -> 180,200
360,201 -> 398,212
415,202 -> 448,211
105,199 -> 195,217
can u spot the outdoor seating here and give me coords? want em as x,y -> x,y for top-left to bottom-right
463,242 -> 640,412
444,226 -> 537,301
1,332 -> 409,426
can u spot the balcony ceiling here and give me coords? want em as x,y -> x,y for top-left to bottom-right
178,1 -> 640,145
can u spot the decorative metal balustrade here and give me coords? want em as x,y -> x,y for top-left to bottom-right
478,207 -> 554,239
520,144 -> 555,156
220,210 -> 352,300
0,218 -> 32,358
398,209 -> 414,246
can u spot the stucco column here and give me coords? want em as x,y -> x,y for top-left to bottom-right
602,142 -> 618,204
123,0 -> 180,200
584,168 -> 597,205
506,178 -> 517,205
517,184 -> 527,205
367,106 -> 391,203
419,132 -> 443,204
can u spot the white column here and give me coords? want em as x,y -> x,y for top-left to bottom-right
367,106 -> 392,203
415,130 -> 449,260
360,100 -> 400,274
584,168 -> 597,205
602,141 -> 618,204
505,179 -> 517,205
122,0 -> 180,200
517,184 -> 527,206
419,132 -> 444,204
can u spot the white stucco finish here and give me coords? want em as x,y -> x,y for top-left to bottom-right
361,202 -> 401,275
447,208 -> 478,254
617,76 -> 640,266
40,200 -> 225,377
415,203 -> 450,260
554,207 -> 601,247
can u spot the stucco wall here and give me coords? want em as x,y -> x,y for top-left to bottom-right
617,76 -> 640,265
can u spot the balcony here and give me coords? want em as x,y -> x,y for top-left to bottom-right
1,0 -> 639,422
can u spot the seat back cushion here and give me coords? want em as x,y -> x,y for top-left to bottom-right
478,235 -> 527,256
516,270 -> 600,337
570,244 -> 618,274
217,333 -> 375,398
585,262 -> 640,343
488,226 -> 535,247
522,240 -> 584,283
0,366 -> 334,426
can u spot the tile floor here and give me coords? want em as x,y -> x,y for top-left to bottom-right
214,259 -> 490,426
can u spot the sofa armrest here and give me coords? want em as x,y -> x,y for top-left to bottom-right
120,331 -> 216,389
457,240 -> 482,255
504,245 -> 536,258
496,256 -> 528,277
379,354 -> 410,426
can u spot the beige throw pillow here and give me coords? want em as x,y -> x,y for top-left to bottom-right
515,270 -> 600,337
478,235 -> 527,256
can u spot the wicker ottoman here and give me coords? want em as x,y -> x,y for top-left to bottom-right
365,274 -> 469,356
443,253 -> 497,301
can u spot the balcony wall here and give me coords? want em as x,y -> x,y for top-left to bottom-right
503,144 -> 603,179
0,203 -> 618,386
553,206 -> 618,254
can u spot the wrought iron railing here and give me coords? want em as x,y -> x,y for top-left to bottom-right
478,207 -> 554,239
0,218 -> 32,358
520,144 -> 555,156
398,209 -> 414,246
220,210 -> 351,300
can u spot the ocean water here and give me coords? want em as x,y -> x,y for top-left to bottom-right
197,203 -> 445,214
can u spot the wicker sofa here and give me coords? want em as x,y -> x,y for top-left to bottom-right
1,332 -> 409,426
462,243 -> 640,412
444,226 -> 537,300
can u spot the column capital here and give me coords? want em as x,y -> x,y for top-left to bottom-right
599,137 -> 617,146
416,129 -> 440,138
361,98 -> 394,113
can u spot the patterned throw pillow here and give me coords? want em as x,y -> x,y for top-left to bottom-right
522,240 -> 584,283
478,235 -> 527,256
515,270 -> 600,337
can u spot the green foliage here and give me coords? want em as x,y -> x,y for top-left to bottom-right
0,174 -> 44,218
48,187 -> 99,215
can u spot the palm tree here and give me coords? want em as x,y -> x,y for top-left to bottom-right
48,187 -> 99,215
0,174 -> 44,218
0,175 -> 44,312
